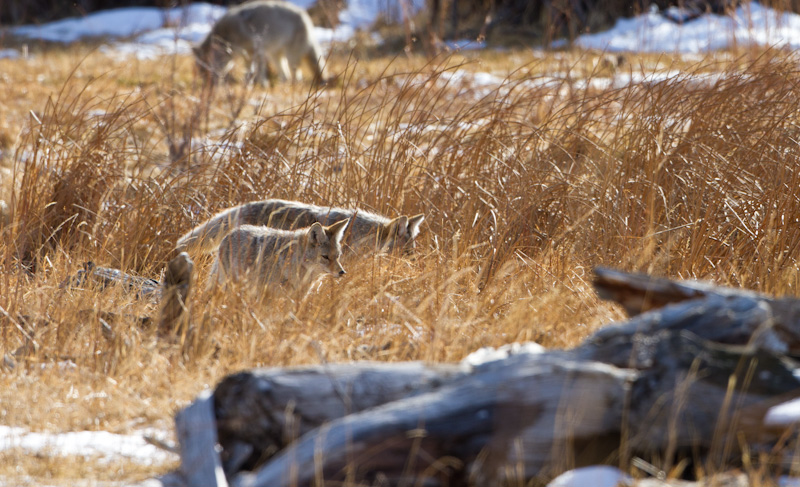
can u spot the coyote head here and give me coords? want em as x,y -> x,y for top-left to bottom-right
378,214 -> 425,254
193,37 -> 234,84
304,219 -> 349,278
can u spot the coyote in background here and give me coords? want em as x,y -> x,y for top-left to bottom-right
211,219 -> 349,292
193,0 -> 325,86
177,199 -> 425,259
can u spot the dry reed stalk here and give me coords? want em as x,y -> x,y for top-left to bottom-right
0,46 -> 799,483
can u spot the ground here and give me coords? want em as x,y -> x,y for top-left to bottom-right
1,41 -> 800,484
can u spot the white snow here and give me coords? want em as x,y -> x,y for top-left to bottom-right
0,48 -> 20,59
6,0 -> 426,59
463,341 -> 545,366
546,466 -> 632,487
338,0 -> 426,30
7,1 -> 800,59
438,69 -> 506,87
12,4 -> 225,44
445,38 -> 488,51
576,2 -> 800,53
764,396 -> 800,427
0,425 -> 176,465
8,3 -> 226,60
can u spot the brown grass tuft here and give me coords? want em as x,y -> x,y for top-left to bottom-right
1,46 -> 800,482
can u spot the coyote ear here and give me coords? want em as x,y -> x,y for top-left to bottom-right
327,218 -> 349,243
388,215 -> 409,238
309,222 -> 327,246
407,214 -> 425,239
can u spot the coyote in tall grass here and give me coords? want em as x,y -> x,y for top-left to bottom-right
177,199 -> 425,259
193,0 -> 325,85
210,219 -> 349,292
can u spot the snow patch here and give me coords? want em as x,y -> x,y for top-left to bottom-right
576,2 -> 800,53
338,0 -> 427,30
463,342 -> 545,366
0,425 -> 177,465
781,476 -> 800,487
6,0 -> 800,59
0,48 -> 20,59
444,38 -> 488,51
764,396 -> 800,427
11,5 -> 224,44
6,0 -> 427,59
546,466 -> 632,487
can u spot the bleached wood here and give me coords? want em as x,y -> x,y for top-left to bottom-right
155,269 -> 800,487
130,472 -> 187,487
582,291 -> 798,359
230,354 -> 632,487
592,266 -> 762,316
214,361 -> 468,473
217,330 -> 800,487
175,389 -> 229,487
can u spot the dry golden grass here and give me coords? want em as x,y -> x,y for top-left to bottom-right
1,44 -> 800,482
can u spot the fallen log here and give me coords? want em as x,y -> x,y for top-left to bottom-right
176,390 -> 229,487
230,353 -> 631,487
59,260 -> 162,299
589,268 -> 800,356
58,253 -> 195,338
221,331 -> 800,487
592,267 -> 763,316
4,254 -> 195,370
214,361 -> 468,475
152,268 -> 800,487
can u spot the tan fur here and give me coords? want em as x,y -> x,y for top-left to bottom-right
193,0 -> 325,86
210,219 -> 349,293
177,199 -> 425,260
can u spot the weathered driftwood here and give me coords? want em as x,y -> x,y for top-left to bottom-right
59,260 -> 162,299
214,361 -> 468,474
590,268 -> 800,355
176,390 -> 229,487
58,253 -> 195,337
220,331 -> 800,487
4,254 -> 195,370
230,354 -> 632,487
142,468 -> 752,487
154,268 -> 800,487
593,267 -> 765,316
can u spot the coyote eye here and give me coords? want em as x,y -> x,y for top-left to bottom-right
322,255 -> 330,261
